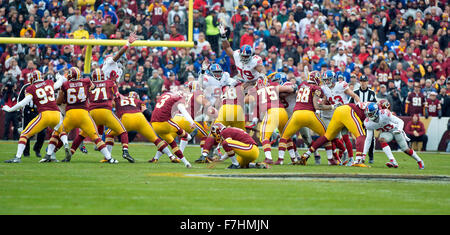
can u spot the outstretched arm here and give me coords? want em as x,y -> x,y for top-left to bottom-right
2,94 -> 32,112
53,73 -> 67,90
345,88 -> 360,103
113,32 -> 137,62
219,24 -> 234,59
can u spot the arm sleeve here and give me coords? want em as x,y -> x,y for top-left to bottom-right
177,103 -> 195,125
390,114 -> 404,131
418,122 -> 426,135
363,129 -> 374,155
9,94 -> 32,112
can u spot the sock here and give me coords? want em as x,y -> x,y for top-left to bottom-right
288,149 -> 296,159
119,132 -> 129,150
47,144 -> 56,156
278,138 -> 287,160
70,134 -> 85,154
230,156 -> 239,166
107,145 -> 113,153
264,150 -> 272,160
162,147 -> 174,158
16,143 -> 26,159
181,156 -> 190,166
381,142 -> 396,163
169,141 -> 184,159
154,150 -> 163,160
342,134 -> 353,157
60,133 -> 69,146
180,138 -> 188,153
100,148 -> 112,160
405,149 -> 422,162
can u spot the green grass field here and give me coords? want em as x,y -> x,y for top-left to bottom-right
1,140 -> 449,215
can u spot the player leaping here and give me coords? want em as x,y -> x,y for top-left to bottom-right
102,32 -> 137,84
218,24 -> 265,87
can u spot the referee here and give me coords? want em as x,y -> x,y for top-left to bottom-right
17,77 -> 47,158
349,75 -> 377,164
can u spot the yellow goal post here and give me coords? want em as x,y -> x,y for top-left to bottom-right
0,0 -> 194,74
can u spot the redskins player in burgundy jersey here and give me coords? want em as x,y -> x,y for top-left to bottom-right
276,71 -> 335,165
209,123 -> 269,169
104,92 -> 176,162
301,102 -> 369,167
171,81 -> 211,154
52,67 -> 119,163
2,71 -> 70,163
68,68 -> 134,163
150,91 -> 195,168
247,75 -> 296,164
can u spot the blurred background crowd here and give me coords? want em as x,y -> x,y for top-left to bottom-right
0,0 -> 449,142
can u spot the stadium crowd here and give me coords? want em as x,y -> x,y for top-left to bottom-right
0,0 -> 449,146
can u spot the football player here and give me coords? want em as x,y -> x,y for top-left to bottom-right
219,24 -> 265,86
363,102 -> 425,169
320,70 -> 361,165
276,71 -> 336,165
105,91 -> 176,163
52,67 -> 119,163
210,123 -> 268,169
2,71 -> 70,163
102,32 -> 137,83
248,73 -> 296,164
277,72 -> 315,165
300,102 -> 369,167
171,81 -> 211,154
68,68 -> 134,162
150,90 -> 194,168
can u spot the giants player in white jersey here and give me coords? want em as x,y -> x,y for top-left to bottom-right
321,70 -> 361,165
364,102 -> 425,169
218,24 -> 265,87
102,32 -> 137,83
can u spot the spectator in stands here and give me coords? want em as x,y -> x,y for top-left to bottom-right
119,73 -> 135,95
101,15 -> 116,38
406,82 -> 426,116
147,70 -> 164,110
405,114 -> 428,151
163,71 -> 181,92
66,8 -> 86,33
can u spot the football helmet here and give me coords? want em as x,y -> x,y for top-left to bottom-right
365,102 -> 379,121
378,99 -> 391,110
67,67 -> 81,81
91,68 -> 105,82
209,63 -> 223,80
30,70 -> 44,84
128,91 -> 139,100
308,71 -> 321,86
322,70 -> 335,88
272,72 -> 288,85
239,45 -> 253,64
211,122 -> 226,136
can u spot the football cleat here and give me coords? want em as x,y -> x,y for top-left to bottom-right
185,163 -> 192,168
340,151 -> 349,165
314,155 -> 321,165
328,158 -> 339,165
274,159 -> 284,165
107,158 -> 119,164
100,158 -> 108,163
122,149 -> 135,163
148,158 -> 158,163
195,155 -> 207,163
227,164 -> 241,169
40,154 -> 52,163
264,158 -> 274,165
5,157 -> 21,163
255,162 -> 271,169
63,144 -> 72,162
386,161 -> 399,168
170,156 -> 181,163
418,161 -> 425,170
298,154 -> 310,166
